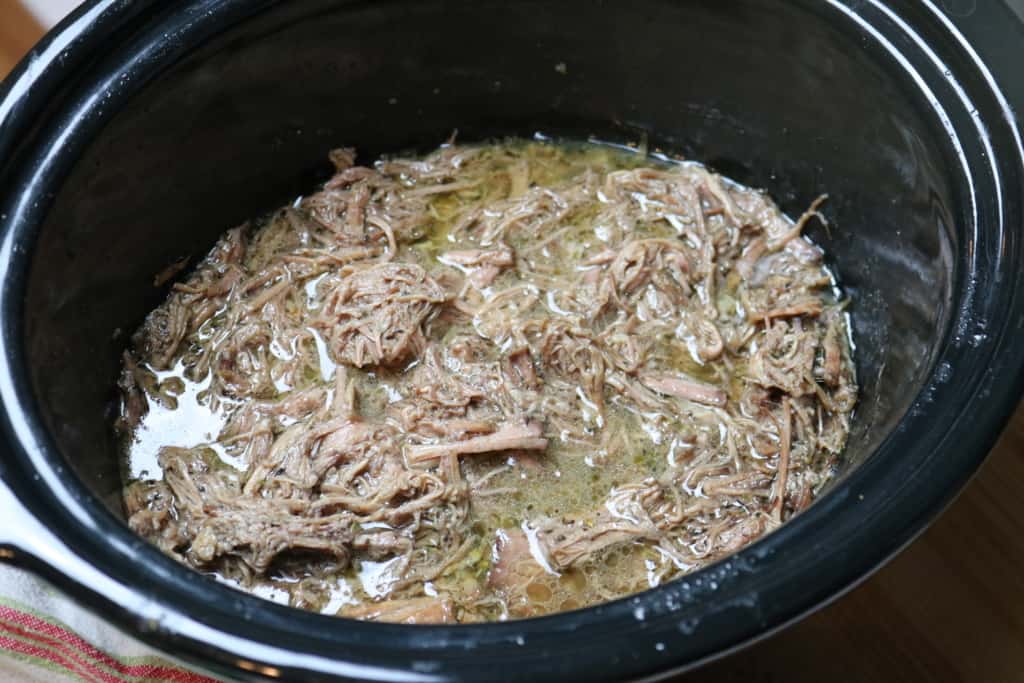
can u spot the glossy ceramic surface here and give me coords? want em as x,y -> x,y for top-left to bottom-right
0,1 -> 1022,680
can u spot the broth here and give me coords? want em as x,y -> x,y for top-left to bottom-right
117,139 -> 856,622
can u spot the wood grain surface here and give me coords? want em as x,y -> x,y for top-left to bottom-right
0,0 -> 41,78
2,8 -> 1023,682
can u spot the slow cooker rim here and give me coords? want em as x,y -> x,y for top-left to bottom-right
1,1 -> 1023,681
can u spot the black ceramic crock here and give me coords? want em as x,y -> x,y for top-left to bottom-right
1,1 -> 1023,681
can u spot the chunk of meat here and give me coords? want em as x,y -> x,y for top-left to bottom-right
332,365 -> 357,419
116,352 -> 150,431
639,372 -> 727,407
505,348 -> 538,388
488,529 -> 543,592
313,421 -> 381,476
609,239 -> 693,299
155,447 -> 358,571
329,147 -> 356,171
541,518 -> 659,571
819,314 -> 845,387
766,194 -> 828,252
583,248 -> 617,266
770,398 -> 792,521
220,386 -> 328,441
688,316 -> 724,362
353,531 -> 413,560
204,266 -> 244,297
441,245 -> 515,268
417,419 -> 497,440
748,320 -> 818,396
313,263 -> 447,368
735,237 -> 766,280
342,597 -> 455,624
324,165 -> 378,190
746,297 -> 824,323
404,179 -> 482,197
487,528 -> 573,619
136,298 -> 191,370
406,421 -> 548,465
124,480 -> 185,554
212,322 -> 274,398
441,243 -> 515,288
211,225 -> 248,266
484,529 -> 553,618
711,515 -> 768,556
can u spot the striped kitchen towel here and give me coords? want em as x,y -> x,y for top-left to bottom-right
0,565 -> 223,683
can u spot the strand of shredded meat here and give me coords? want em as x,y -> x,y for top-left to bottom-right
118,140 -> 856,623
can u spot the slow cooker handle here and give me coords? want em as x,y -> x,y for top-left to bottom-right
0,469 -> 220,677
0,469 -> 121,609
0,459 -> 83,577
0,468 -> 51,566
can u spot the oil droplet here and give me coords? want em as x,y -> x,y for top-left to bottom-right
678,617 -> 700,635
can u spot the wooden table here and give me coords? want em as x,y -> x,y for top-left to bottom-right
0,0 -> 40,78
3,8 -> 1023,681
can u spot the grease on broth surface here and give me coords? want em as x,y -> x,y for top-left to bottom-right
118,139 -> 856,622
